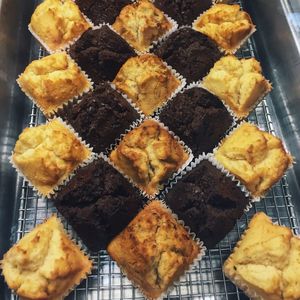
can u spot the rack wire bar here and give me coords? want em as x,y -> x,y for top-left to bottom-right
10,1 -> 299,298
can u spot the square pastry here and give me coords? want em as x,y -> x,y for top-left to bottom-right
29,0 -> 91,52
112,0 -> 173,52
57,81 -> 140,153
164,159 -> 250,248
1,216 -> 92,300
202,55 -> 272,119
54,158 -> 146,251
159,87 -> 233,156
224,212 -> 300,300
109,119 -> 189,196
113,54 -> 181,116
193,4 -> 255,53
18,52 -> 92,118
153,27 -> 222,84
69,26 -> 136,84
215,123 -> 293,197
75,0 -> 131,25
154,0 -> 213,26
12,119 -> 91,196
107,200 -> 201,299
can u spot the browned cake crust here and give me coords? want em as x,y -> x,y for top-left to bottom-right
112,0 -> 172,52
30,0 -> 90,52
1,216 -> 92,300
107,200 -> 200,299
224,212 -> 300,300
194,4 -> 255,53
109,119 -> 189,196
215,123 -> 293,197
12,119 -> 91,196
18,52 -> 91,117
113,54 -> 180,116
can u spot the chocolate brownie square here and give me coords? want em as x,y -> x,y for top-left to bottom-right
75,0 -> 131,25
164,160 -> 250,248
57,81 -> 139,153
153,27 -> 222,84
69,26 -> 136,84
53,158 -> 146,251
159,87 -> 233,156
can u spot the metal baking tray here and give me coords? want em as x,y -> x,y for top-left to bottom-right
1,0 -> 300,299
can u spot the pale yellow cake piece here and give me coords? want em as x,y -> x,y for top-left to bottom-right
30,0 -> 90,52
202,55 -> 272,118
224,212 -> 300,300
12,119 -> 91,196
109,119 -> 189,196
112,0 -> 172,52
282,237 -> 300,300
113,54 -> 180,115
193,4 -> 255,53
18,52 -> 91,117
215,123 -> 292,197
1,216 -> 92,300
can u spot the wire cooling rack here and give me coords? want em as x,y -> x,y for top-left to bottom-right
10,1 -> 300,299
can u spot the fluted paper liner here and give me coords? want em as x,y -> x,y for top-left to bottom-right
192,3 -> 256,55
10,117 -> 97,198
105,117 -> 193,199
108,199 -> 206,300
0,214 -> 93,300
212,121 -> 295,201
17,52 -> 94,120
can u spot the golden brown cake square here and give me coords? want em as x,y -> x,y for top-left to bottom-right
223,212 -> 300,300
107,200 -> 200,299
1,215 -> 92,300
112,0 -> 172,52
113,54 -> 181,116
12,119 -> 91,196
18,52 -> 92,118
193,4 -> 255,53
202,55 -> 272,119
215,123 -> 293,197
109,119 -> 189,196
29,0 -> 91,52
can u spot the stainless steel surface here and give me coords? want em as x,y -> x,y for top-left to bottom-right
1,0 -> 300,299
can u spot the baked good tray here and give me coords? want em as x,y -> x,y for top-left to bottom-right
2,0 -> 300,299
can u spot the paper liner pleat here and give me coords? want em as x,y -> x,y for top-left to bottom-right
10,117 -> 97,199
108,199 -> 206,300
104,117 -> 193,199
17,52 -> 94,120
211,120 -> 295,201
192,3 -> 256,55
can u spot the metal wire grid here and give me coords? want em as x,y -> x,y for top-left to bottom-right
10,3 -> 300,300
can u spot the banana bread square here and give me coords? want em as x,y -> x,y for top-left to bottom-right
107,200 -> 200,299
1,215 -> 92,300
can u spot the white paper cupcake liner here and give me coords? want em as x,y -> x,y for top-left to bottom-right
108,199 -> 206,300
211,121 -> 295,202
105,117 -> 193,200
10,117 -> 97,199
17,52 -> 94,120
192,4 -> 256,55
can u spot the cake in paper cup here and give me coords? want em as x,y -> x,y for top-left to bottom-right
107,200 -> 201,299
214,123 -> 293,197
1,215 -> 92,300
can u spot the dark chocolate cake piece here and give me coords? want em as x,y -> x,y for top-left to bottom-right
153,27 -> 222,83
164,160 -> 250,248
154,0 -> 212,26
69,26 -> 136,84
57,82 -> 139,153
159,87 -> 233,156
75,0 -> 131,25
53,158 -> 146,251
